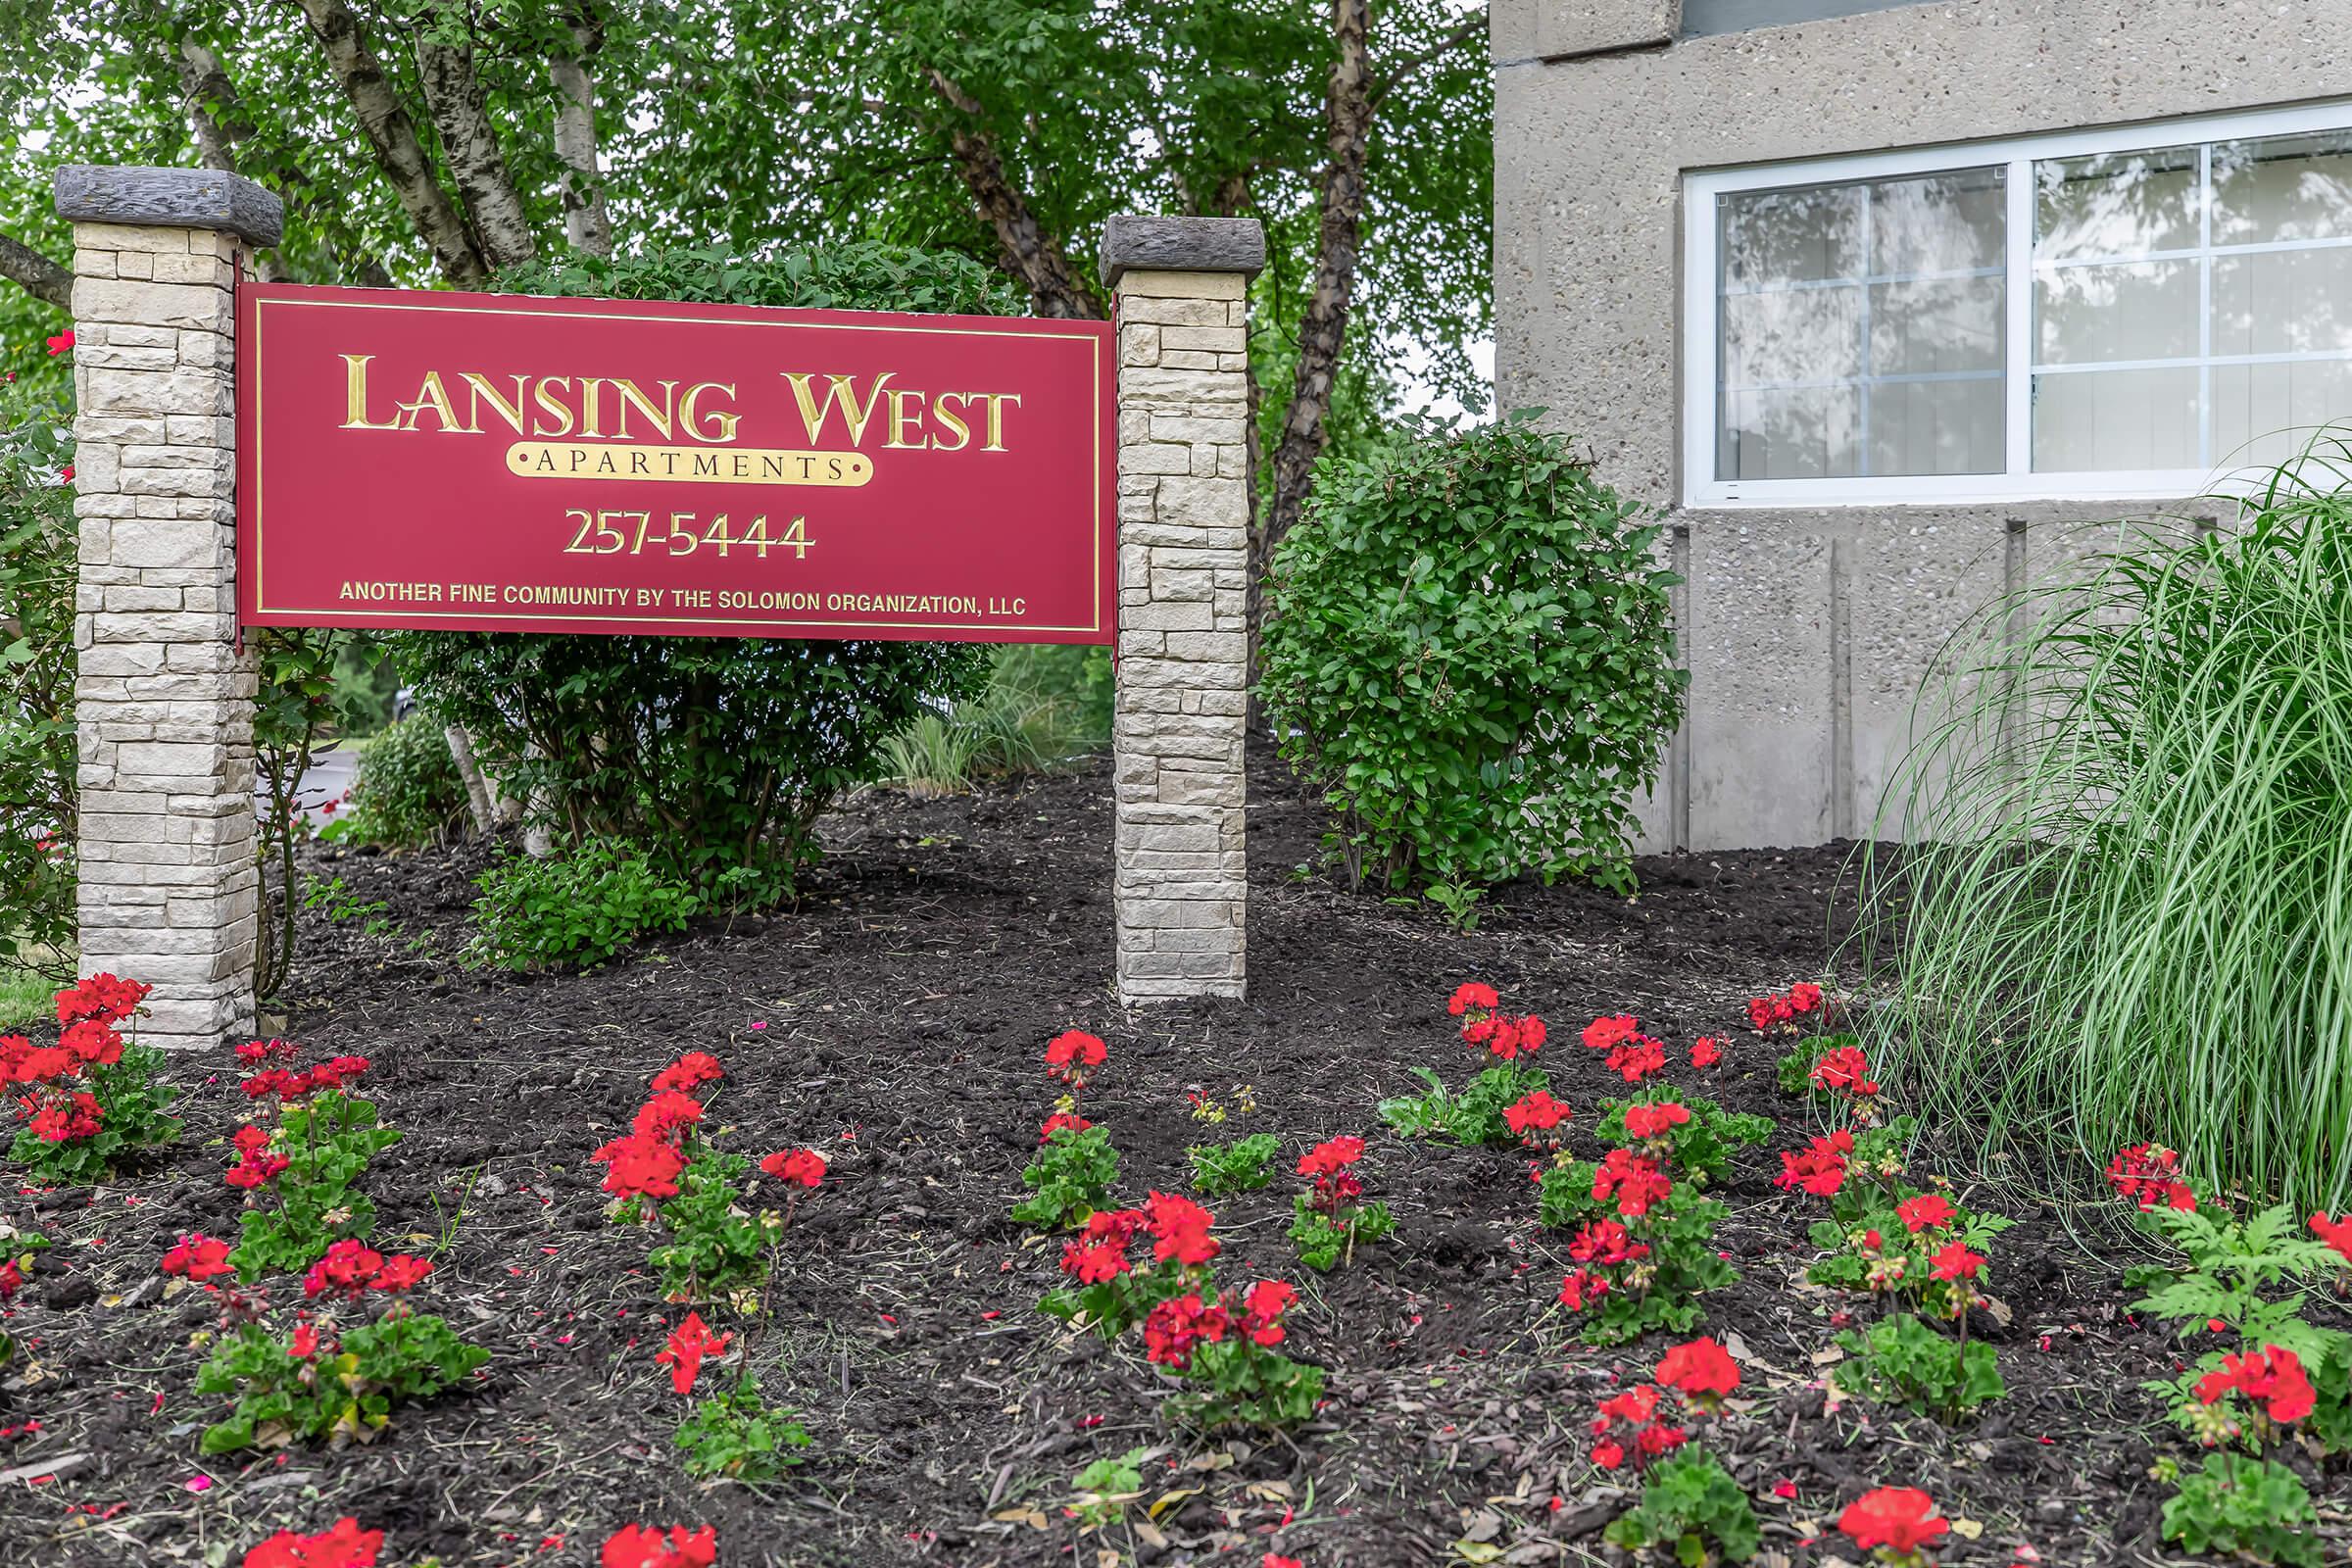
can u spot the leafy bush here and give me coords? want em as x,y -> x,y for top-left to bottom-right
334,714 -> 468,850
2159,1454 -> 2320,1567
1258,413 -> 1686,901
391,247 -> 1010,909
1834,1312 -> 2005,1420
467,843 -> 700,970
0,376 -> 74,984
1012,1123 -> 1121,1231
1862,459 -> 2352,1205
674,1374 -> 812,1480
1603,1451 -> 1760,1564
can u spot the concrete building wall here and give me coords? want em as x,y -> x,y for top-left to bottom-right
1494,0 -> 2352,849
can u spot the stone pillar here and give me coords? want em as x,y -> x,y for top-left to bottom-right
55,167 -> 280,1049
1102,216 -> 1263,1003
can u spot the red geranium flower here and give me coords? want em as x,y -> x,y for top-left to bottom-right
26,1091 -> 102,1143
307,1055 -> 370,1091
226,1151 -> 290,1190
1774,1130 -> 1854,1197
2196,1344 -> 2316,1425
161,1233 -> 234,1282
1929,1242 -> 1984,1282
1690,1037 -> 1723,1069
1623,1101 -> 1691,1140
1144,1191 -> 1219,1266
1142,1292 -> 1229,1369
1058,1207 -> 1144,1284
2109,1144 -> 2198,1211
652,1053 -> 724,1096
760,1148 -> 826,1188
371,1255 -> 433,1294
1239,1279 -> 1296,1347
56,973 -> 149,1027
1581,1014 -> 1640,1052
242,1516 -> 382,1568
45,331 -> 73,357
1503,1090 -> 1570,1141
594,1132 -> 685,1200
1655,1336 -> 1740,1399
1039,1111 -> 1093,1144
2310,1212 -> 2352,1263
1558,1268 -> 1609,1311
658,1311 -> 733,1396
1044,1030 -> 1107,1081
304,1240 -> 385,1300
1447,982 -> 1499,1017
601,1524 -> 717,1568
1591,1149 -> 1673,1218
1568,1218 -> 1648,1266
632,1090 -> 706,1143
1810,1045 -> 1878,1098
1838,1488 -> 1948,1556
1896,1194 -> 1956,1234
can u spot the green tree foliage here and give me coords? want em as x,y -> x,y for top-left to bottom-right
1259,415 -> 1688,904
0,375 -> 74,980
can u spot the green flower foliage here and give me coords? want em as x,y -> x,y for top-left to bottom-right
1592,1095 -> 1776,1189
642,1148 -> 779,1305
674,1374 -> 812,1481
1379,1060 -> 1550,1148
231,1091 -> 402,1281
1188,1133 -> 1282,1197
1289,1194 -> 1396,1273
466,843 -> 700,971
1163,1337 -> 1324,1431
1834,1312 -> 2005,1419
1603,1451 -> 1761,1565
1259,414 -> 1686,902
198,1311 -> 488,1454
2160,1454 -> 2321,1567
1012,1124 -> 1121,1231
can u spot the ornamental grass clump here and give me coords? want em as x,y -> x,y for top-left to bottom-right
1859,460 -> 2352,1207
1379,983 -> 1554,1147
593,1051 -> 823,1306
1535,1011 -> 1761,1344
172,1234 -> 487,1453
4,973 -> 176,1184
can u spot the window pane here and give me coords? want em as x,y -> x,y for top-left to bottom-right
1870,379 -> 2005,476
2033,368 -> 2198,470
2036,259 -> 2199,364
2035,146 -> 2199,259
1719,387 -> 1859,479
1720,185 -> 1860,288
2211,361 -> 2352,466
2212,248 -> 2352,357
2213,130 -> 2352,245
1715,167 -> 2003,479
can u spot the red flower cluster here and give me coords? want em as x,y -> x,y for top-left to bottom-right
1622,1101 -> 1691,1141
161,1233 -> 235,1282
2,973 -> 154,1146
2196,1343 -> 2316,1425
1895,1194 -> 1955,1234
1746,981 -> 1825,1032
226,1125 -> 288,1190
1145,1191 -> 1219,1266
1809,1044 -> 1878,1101
596,1053 -> 729,1202
1045,1030 -> 1107,1088
237,1039 -> 371,1102
2108,1143 -> 2197,1212
1838,1488 -> 1946,1557
1559,1219 -> 1650,1313
1059,1207 -> 1145,1284
1143,1291 -> 1228,1369
56,973 -> 150,1027
1298,1136 -> 1367,1215
1588,1384 -> 1687,1472
1503,1089 -> 1570,1150
1450,983 -> 1545,1059
602,1524 -> 717,1568
1774,1130 -> 1853,1197
1655,1337 -> 1740,1406
1690,1037 -> 1724,1070
1591,1149 -> 1673,1219
1039,1111 -> 1093,1144
658,1311 -> 733,1396
1237,1280 -> 1296,1348
1929,1242 -> 1984,1282
24,1091 -> 101,1143
243,1516 -> 383,1568
303,1239 -> 432,1301
1602,1034 -> 1667,1084
760,1148 -> 826,1188
2310,1212 -> 2352,1264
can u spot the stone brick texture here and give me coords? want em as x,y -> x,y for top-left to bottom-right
1112,269 -> 1250,1001
69,222 -> 260,1048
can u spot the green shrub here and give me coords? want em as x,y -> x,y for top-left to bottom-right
1603,1451 -> 1760,1564
1834,1312 -> 2005,1420
335,714 -> 468,850
466,843 -> 699,970
391,247 -> 1011,907
1379,1060 -> 1550,1148
0,377 -> 75,985
1862,457 -> 2352,1206
1258,413 -> 1686,901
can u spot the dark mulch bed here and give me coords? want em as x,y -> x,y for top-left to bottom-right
2,753 -> 2340,1567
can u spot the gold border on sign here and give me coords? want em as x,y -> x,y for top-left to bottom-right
248,292 -> 1107,635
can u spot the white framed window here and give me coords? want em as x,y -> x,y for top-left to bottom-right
1682,101 -> 2352,507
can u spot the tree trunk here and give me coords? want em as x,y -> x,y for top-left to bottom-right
0,232 -> 69,309
173,40 -> 290,283
445,724 -> 498,836
415,30 -> 537,271
549,7 -> 613,258
1264,0 -> 1373,555
923,68 -> 1101,319
291,0 -> 491,288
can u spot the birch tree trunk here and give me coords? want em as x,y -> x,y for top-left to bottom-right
924,69 -> 1101,319
290,0 -> 491,288
549,7 -> 613,258
445,724 -> 498,836
415,31 -> 537,270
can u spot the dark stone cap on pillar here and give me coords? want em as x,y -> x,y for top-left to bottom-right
55,165 -> 282,248
1101,216 -> 1265,288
